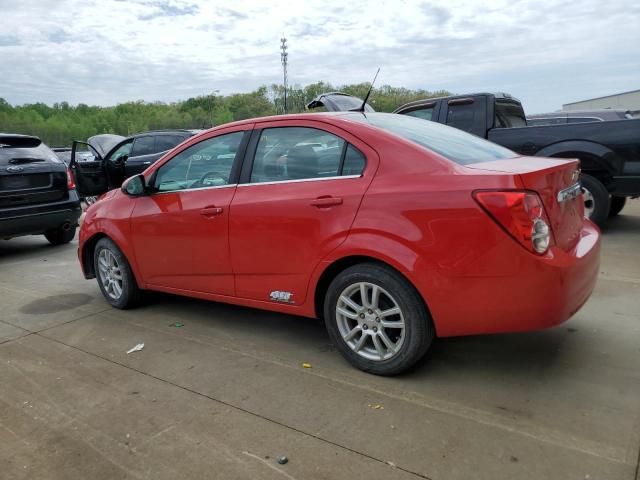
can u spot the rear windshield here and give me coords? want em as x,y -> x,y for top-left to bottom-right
0,143 -> 59,165
348,113 -> 517,165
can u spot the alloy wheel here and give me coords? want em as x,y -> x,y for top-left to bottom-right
97,249 -> 123,300
335,282 -> 406,361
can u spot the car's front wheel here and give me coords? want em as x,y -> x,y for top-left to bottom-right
94,237 -> 140,309
324,263 -> 434,375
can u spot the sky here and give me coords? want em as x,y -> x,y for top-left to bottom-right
0,0 -> 638,114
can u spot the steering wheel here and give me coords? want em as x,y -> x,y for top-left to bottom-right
195,170 -> 226,188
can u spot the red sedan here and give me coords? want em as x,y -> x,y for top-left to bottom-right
77,113 -> 600,375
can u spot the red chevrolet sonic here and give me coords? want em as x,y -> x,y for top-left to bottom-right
77,112 -> 600,375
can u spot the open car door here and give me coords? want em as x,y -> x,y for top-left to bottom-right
69,134 -> 124,198
306,92 -> 375,112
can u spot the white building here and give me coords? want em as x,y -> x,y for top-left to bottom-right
563,89 -> 640,115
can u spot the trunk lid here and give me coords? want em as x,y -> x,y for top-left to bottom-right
467,157 -> 584,251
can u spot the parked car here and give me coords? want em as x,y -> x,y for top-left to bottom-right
52,147 -> 72,165
76,113 -> 600,375
70,129 -> 199,199
392,93 -> 640,226
527,109 -> 633,126
1,134 -> 81,244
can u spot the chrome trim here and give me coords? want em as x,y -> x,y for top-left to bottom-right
238,175 -> 361,187
557,182 -> 582,203
153,183 -> 237,195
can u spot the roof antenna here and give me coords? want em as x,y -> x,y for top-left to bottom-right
355,67 -> 380,112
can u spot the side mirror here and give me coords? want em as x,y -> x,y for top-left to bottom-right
121,174 -> 146,196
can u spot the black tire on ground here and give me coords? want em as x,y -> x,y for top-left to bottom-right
93,237 -> 140,309
580,173 -> 610,227
44,226 -> 76,245
324,262 -> 434,376
609,196 -> 627,217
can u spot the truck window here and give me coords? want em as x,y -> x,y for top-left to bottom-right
495,100 -> 527,128
446,103 -> 476,132
404,106 -> 434,121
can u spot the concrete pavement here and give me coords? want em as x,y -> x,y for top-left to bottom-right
1,201 -> 639,480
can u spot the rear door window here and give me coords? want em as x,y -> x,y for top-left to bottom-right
342,145 -> 366,176
131,136 -> 155,157
250,127 -> 345,183
156,135 -> 187,152
446,102 -> 476,132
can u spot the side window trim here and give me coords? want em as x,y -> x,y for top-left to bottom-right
238,128 -> 263,184
337,141 -> 348,176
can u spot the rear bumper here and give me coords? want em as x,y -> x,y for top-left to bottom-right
431,221 -> 601,337
0,191 -> 82,237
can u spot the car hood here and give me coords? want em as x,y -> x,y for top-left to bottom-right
87,134 -> 125,157
306,92 -> 375,112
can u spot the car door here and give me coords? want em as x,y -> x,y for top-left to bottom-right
70,141 -> 107,197
70,134 -> 127,197
129,128 -> 250,294
229,120 -> 377,305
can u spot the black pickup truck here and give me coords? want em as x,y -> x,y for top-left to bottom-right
393,93 -> 640,226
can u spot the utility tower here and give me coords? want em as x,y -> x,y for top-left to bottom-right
280,36 -> 288,113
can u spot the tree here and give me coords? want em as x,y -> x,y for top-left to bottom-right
0,83 -> 451,145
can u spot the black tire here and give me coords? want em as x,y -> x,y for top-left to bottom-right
93,237 -> 140,309
324,263 -> 434,376
44,226 -> 76,245
580,173 -> 610,227
609,196 -> 626,217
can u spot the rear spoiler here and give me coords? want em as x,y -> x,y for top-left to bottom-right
0,134 -> 42,149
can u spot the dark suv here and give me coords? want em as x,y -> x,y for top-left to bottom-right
71,129 -> 199,198
1,134 -> 81,244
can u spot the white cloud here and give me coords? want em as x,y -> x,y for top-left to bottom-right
0,0 -> 638,112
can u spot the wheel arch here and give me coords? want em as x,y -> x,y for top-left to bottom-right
312,254 -> 434,331
535,141 -> 617,187
81,232 -> 143,286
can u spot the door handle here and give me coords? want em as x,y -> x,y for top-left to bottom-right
200,206 -> 223,217
310,197 -> 343,208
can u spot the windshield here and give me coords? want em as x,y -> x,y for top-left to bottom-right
347,113 -> 517,165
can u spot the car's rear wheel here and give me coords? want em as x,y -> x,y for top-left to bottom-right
324,263 -> 434,375
580,173 -> 610,227
94,237 -> 140,309
609,196 -> 627,217
44,225 -> 76,245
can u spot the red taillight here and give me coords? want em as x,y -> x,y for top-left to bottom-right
473,190 -> 553,254
66,167 -> 76,190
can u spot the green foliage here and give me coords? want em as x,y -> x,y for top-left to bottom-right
0,83 -> 450,146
